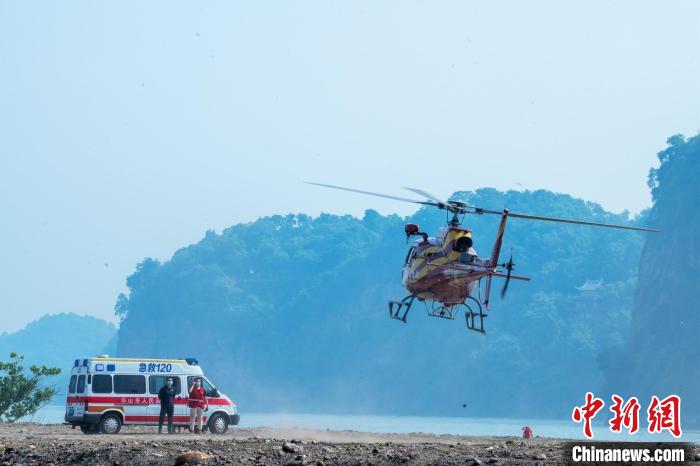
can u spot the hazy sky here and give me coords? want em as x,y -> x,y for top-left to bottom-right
1,1 -> 698,332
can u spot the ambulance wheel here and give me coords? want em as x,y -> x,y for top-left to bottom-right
80,424 -> 98,435
99,413 -> 122,434
208,413 -> 228,434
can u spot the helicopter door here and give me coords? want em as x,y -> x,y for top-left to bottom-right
402,246 -> 416,282
404,246 -> 416,266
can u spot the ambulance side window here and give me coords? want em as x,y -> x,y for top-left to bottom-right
69,375 -> 77,394
92,375 -> 112,394
114,375 -> 146,394
77,375 -> 86,394
149,376 -> 181,395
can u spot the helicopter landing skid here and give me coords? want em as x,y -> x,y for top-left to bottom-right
464,296 -> 486,334
388,294 -> 417,323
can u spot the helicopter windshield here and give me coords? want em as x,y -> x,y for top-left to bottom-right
404,246 -> 416,265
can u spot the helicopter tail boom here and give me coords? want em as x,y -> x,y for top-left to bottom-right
491,272 -> 531,281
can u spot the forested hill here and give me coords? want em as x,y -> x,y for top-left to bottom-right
0,313 -> 117,399
602,134 -> 700,426
115,187 -> 651,420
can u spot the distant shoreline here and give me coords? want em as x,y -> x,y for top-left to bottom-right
24,406 -> 700,443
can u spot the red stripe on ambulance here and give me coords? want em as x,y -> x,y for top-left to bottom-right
67,396 -> 230,405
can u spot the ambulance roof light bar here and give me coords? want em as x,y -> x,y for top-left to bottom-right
185,358 -> 199,366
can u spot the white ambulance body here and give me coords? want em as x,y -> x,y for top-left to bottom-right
64,357 -> 240,434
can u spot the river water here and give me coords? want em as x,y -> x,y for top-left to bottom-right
28,405 -> 698,442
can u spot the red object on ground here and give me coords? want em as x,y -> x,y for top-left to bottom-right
522,426 -> 533,439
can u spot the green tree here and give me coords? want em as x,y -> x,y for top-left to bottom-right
114,293 -> 129,320
0,353 -> 61,422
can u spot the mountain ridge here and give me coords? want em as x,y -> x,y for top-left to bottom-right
115,187 -> 649,419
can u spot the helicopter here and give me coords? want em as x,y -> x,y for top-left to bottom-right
307,182 -> 659,334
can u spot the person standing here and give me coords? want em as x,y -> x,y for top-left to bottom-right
188,377 -> 208,434
157,377 -> 177,434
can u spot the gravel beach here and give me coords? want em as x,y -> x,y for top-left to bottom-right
0,423 -> 695,465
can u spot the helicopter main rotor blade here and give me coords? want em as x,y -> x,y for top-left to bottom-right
306,182 -> 659,232
506,212 -> 660,232
468,207 -> 659,233
402,187 -> 448,206
305,182 -> 440,208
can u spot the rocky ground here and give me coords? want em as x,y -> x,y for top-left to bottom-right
0,424 -> 696,465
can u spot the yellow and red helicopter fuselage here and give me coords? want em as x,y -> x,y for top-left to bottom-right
402,226 -> 491,305
388,211 -> 526,332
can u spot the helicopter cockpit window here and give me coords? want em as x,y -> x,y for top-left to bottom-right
404,246 -> 416,265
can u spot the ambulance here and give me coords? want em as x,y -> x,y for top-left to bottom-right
64,356 -> 240,434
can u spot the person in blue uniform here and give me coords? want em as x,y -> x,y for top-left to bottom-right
158,377 -> 177,434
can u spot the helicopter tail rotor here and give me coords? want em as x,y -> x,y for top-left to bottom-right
500,251 -> 515,298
